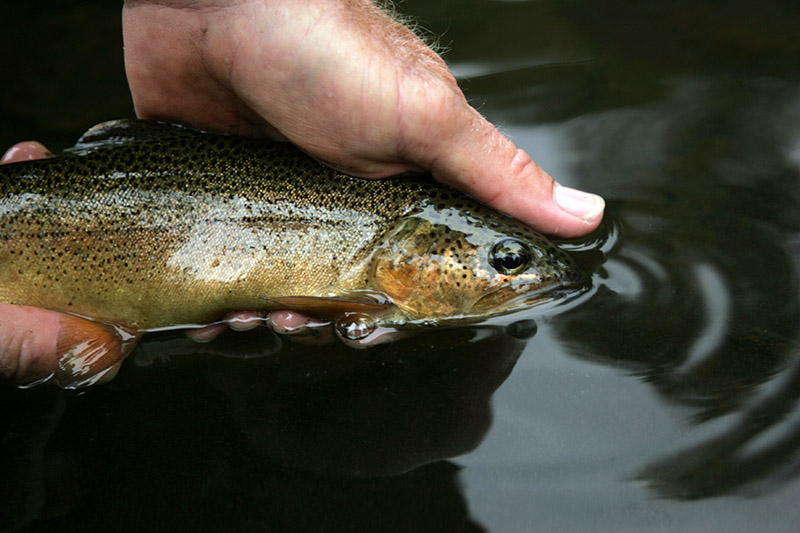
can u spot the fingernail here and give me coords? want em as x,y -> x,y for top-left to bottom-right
553,183 -> 605,221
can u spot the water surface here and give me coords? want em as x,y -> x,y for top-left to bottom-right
3,0 -> 800,530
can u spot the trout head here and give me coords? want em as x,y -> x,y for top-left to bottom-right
368,203 -> 588,324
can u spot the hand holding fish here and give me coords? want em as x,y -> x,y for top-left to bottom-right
122,0 -> 604,237
122,0 -> 603,342
0,0 -> 597,387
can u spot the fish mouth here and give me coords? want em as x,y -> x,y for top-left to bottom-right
469,278 -> 588,318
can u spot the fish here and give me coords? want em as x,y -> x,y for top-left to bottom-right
0,119 -> 587,387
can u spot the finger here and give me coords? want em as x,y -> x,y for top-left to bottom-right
423,107 -> 604,239
266,311 -> 336,345
184,310 -> 267,342
1,141 -> 51,164
183,310 -> 337,345
0,304 -> 60,384
265,310 -> 319,334
184,322 -> 228,343
225,310 -> 268,331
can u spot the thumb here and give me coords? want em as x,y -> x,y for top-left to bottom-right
426,108 -> 604,239
0,304 -> 60,383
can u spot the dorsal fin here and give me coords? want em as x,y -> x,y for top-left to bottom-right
67,119 -> 203,153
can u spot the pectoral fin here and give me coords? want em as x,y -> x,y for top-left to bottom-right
262,295 -> 394,321
56,314 -> 140,389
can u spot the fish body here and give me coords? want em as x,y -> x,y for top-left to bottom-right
0,120 -> 586,385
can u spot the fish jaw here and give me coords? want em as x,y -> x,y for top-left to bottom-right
467,268 -> 587,318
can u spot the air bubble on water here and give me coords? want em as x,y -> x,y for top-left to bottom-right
335,313 -> 376,340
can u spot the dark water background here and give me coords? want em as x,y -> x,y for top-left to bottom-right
3,0 -> 800,530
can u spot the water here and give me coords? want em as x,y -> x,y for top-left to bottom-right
3,0 -> 800,530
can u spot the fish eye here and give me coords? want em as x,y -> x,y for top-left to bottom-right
489,238 -> 531,275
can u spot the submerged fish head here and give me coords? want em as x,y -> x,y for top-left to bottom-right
368,201 -> 587,323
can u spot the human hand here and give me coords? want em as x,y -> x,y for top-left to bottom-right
122,0 -> 604,238
124,0 -> 605,345
2,0 -> 605,384
127,0 -> 603,344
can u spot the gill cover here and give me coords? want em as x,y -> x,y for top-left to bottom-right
370,217 -> 493,319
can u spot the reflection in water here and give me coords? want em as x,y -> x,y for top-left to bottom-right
1,322 -> 532,531
638,344 -> 800,500
554,73 -> 800,498
560,202 -> 800,499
